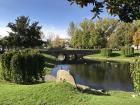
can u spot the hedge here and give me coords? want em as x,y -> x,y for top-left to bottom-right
130,59 -> 140,95
0,52 -> 15,81
101,48 -> 112,57
0,49 -> 45,84
121,47 -> 134,57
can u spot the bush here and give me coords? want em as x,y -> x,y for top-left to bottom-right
130,59 -> 140,95
121,47 -> 134,57
0,49 -> 45,84
0,52 -> 15,81
101,48 -> 112,57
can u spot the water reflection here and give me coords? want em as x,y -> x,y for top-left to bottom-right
51,61 -> 133,91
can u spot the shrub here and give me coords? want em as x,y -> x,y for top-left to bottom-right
101,48 -> 112,57
0,49 -> 45,84
0,51 -> 15,81
130,59 -> 140,95
121,47 -> 134,57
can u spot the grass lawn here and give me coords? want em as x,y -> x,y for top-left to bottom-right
84,50 -> 140,63
0,52 -> 140,105
0,81 -> 140,105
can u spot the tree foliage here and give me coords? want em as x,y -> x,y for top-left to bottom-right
71,29 -> 82,48
107,33 -> 119,49
68,0 -> 140,22
0,16 -> 43,49
94,18 -> 119,47
70,18 -> 118,48
0,36 -> 13,50
133,27 -> 140,47
68,22 -> 77,37
130,59 -> 140,94
52,35 -> 65,48
69,18 -> 140,49
108,22 -> 135,48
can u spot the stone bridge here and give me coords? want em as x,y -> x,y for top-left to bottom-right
41,49 -> 100,61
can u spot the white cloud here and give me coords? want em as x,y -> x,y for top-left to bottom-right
0,27 -> 11,37
42,26 -> 69,39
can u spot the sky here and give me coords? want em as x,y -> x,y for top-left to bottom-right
0,0 -> 115,38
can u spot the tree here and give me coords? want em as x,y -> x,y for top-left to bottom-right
68,22 -> 77,37
89,29 -> 100,49
71,29 -> 82,48
80,19 -> 94,48
52,35 -> 65,48
43,33 -> 54,48
94,18 -> 118,48
68,0 -> 140,22
113,22 -> 135,47
70,18 -> 118,49
25,21 -> 43,47
0,36 -> 14,50
7,16 -> 43,49
70,19 -> 95,49
133,28 -> 140,49
107,33 -> 119,49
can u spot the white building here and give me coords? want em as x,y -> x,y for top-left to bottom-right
131,45 -> 140,50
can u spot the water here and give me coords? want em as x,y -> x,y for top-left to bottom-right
51,61 -> 133,92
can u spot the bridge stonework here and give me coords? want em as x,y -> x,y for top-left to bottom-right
42,49 -> 100,61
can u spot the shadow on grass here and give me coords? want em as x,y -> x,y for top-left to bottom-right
134,53 -> 140,57
77,87 -> 110,96
111,53 -> 121,57
0,79 -> 46,85
22,81 -> 46,85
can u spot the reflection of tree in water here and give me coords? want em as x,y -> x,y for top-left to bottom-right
103,62 -> 131,86
70,61 -> 131,87
70,62 -> 107,83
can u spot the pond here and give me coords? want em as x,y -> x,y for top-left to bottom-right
51,60 -> 133,92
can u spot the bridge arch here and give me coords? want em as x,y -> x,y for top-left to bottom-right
43,49 -> 100,61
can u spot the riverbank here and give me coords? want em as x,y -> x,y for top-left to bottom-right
0,81 -> 140,105
42,53 -> 57,75
0,53 -> 140,105
84,51 -> 140,63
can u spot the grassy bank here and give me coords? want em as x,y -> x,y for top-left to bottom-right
42,53 -> 57,75
84,51 -> 140,63
0,52 -> 140,105
0,81 -> 140,105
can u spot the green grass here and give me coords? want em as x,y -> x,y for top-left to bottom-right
65,48 -> 99,51
42,53 -> 57,75
0,81 -> 140,105
0,52 -> 140,105
84,50 -> 140,63
42,53 -> 56,61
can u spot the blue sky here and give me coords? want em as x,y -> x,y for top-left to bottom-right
0,0 -> 115,38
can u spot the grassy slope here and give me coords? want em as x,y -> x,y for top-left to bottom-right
42,53 -> 57,75
0,53 -> 140,105
84,51 -> 140,63
0,82 -> 140,105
